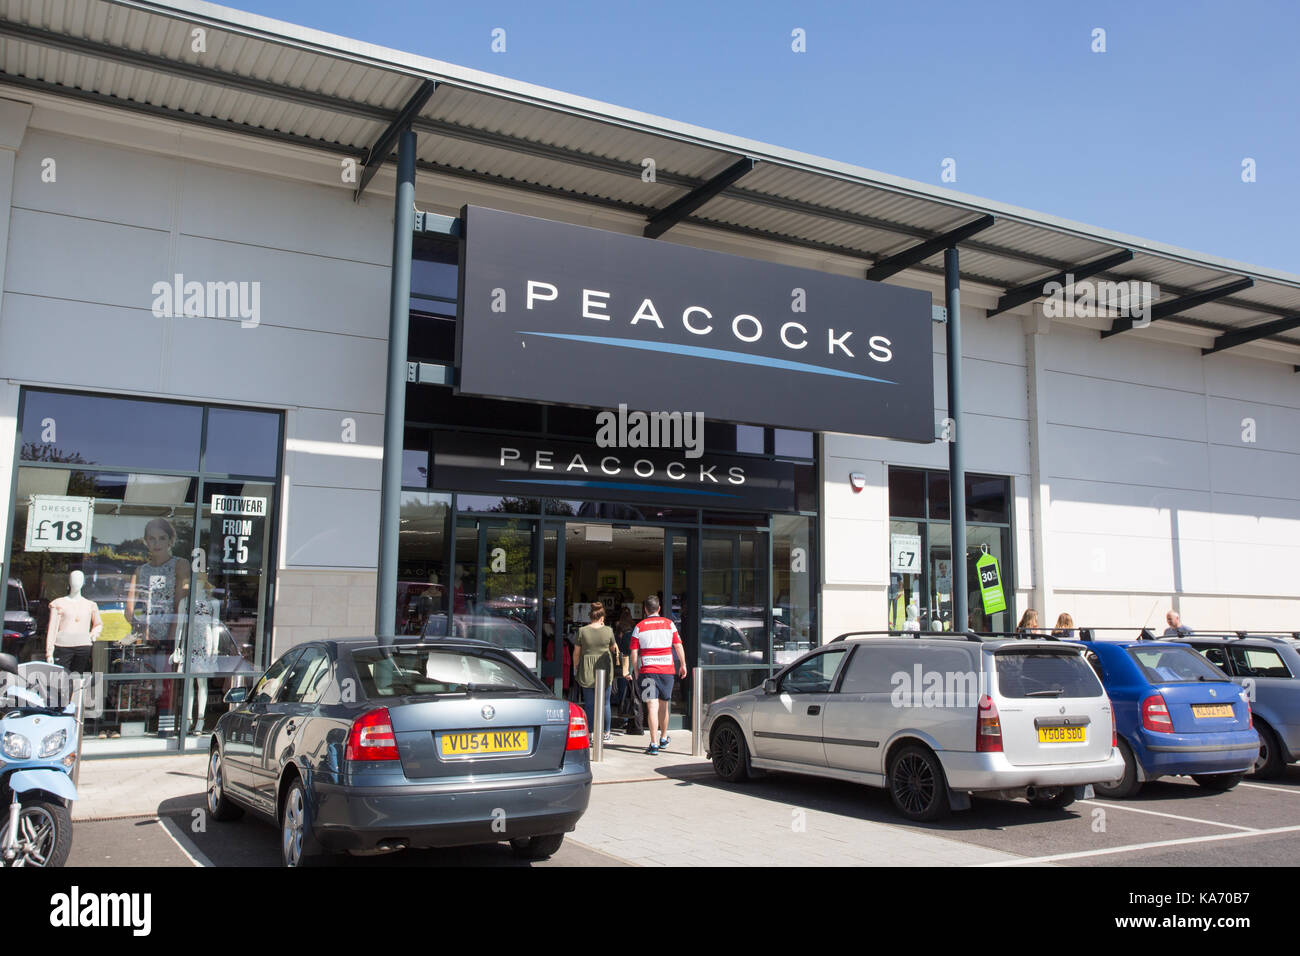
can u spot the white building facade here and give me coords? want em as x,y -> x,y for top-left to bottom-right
0,1 -> 1296,755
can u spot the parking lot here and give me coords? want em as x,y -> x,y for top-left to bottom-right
66,743 -> 1300,867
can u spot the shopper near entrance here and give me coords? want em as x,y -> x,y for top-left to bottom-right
1164,610 -> 1193,637
573,601 -> 619,744
629,595 -> 687,754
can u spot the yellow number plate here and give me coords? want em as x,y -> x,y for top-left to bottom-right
440,729 -> 529,757
1193,704 -> 1234,718
1037,725 -> 1086,743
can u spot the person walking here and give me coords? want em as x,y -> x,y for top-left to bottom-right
573,601 -> 619,745
629,595 -> 686,755
1164,610 -> 1193,637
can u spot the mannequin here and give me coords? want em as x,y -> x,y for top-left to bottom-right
46,570 -> 103,671
171,569 -> 220,734
903,603 -> 920,632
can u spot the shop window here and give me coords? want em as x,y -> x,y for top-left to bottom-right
204,407 -> 280,477
888,466 -> 1014,634
887,468 -> 925,519
411,237 -> 459,309
5,390 -> 283,755
408,313 -> 456,363
773,429 -> 813,460
21,391 -> 202,473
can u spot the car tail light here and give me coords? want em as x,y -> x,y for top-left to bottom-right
1141,694 -> 1174,734
976,694 -> 1003,752
1108,697 -> 1117,747
345,707 -> 399,761
565,702 -> 589,751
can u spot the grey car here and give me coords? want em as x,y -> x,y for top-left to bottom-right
1169,635 -> 1300,778
207,637 -> 592,866
704,633 -> 1123,821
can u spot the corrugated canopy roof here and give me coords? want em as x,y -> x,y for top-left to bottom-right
3,0 -> 1298,361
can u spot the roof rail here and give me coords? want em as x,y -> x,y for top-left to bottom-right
830,629 -> 983,644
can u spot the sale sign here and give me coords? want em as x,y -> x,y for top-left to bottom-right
209,495 -> 266,576
25,496 -> 94,553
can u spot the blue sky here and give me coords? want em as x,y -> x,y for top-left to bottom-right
241,0 -> 1297,273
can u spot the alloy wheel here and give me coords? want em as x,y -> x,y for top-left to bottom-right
893,753 -> 936,815
282,787 -> 304,867
714,726 -> 741,777
207,752 -> 222,815
12,806 -> 56,867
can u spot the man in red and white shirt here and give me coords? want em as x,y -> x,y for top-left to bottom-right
629,594 -> 687,754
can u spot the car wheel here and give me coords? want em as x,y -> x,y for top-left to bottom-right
1094,738 -> 1142,799
887,745 -> 950,822
280,778 -> 324,868
1,799 -> 71,867
509,833 -> 564,860
1251,722 -> 1285,780
1028,786 -> 1076,810
709,720 -> 751,783
206,748 -> 244,822
1192,772 -> 1244,792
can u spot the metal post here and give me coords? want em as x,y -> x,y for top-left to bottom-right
945,246 -> 968,634
592,670 -> 605,762
72,673 -> 85,787
691,666 -> 704,756
375,127 -> 417,640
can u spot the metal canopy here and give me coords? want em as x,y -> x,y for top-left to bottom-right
865,215 -> 996,281
1203,315 -> 1300,356
1102,278 -> 1256,339
0,0 -> 1298,358
987,250 -> 1134,317
355,79 -> 438,201
644,156 -> 756,239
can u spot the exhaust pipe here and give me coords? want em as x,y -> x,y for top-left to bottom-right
1025,786 -> 1038,800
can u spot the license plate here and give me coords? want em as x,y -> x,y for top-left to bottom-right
1037,725 -> 1086,743
1193,704 -> 1234,719
440,729 -> 529,757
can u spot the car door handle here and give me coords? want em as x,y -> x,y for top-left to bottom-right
806,705 -> 820,715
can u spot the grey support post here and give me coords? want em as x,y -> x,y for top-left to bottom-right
945,246 -> 968,634
375,127 -> 417,641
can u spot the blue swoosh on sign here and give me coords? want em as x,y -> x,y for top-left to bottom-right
515,332 -> 897,384
499,479 -> 738,498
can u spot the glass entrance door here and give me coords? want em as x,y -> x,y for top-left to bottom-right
452,516 -> 541,672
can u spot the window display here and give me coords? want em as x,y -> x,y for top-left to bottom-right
2,390 -> 282,755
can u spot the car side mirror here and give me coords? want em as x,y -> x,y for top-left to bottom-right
762,678 -> 778,695
223,686 -> 248,705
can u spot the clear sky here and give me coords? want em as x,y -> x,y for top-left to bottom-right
239,0 -> 1297,274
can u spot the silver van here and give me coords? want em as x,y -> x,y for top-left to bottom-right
703,633 -> 1126,821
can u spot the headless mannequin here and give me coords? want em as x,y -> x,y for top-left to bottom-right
171,571 -> 220,733
46,570 -> 103,669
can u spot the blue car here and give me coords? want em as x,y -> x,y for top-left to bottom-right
1073,637 -> 1257,797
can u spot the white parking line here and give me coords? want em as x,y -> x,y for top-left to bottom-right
976,823 -> 1300,866
1078,800 -> 1257,832
1239,782 -> 1300,795
158,815 -> 212,868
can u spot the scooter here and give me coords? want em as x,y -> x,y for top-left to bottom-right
0,653 -> 79,867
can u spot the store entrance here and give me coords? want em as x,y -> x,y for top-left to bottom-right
560,523 -> 694,730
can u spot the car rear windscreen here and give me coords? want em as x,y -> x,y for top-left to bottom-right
995,650 -> 1104,699
1127,646 -> 1229,684
351,647 -> 539,698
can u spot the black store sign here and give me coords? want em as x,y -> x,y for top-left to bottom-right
431,430 -> 799,512
456,206 -> 935,442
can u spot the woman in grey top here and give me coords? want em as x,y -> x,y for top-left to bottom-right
573,601 -> 620,744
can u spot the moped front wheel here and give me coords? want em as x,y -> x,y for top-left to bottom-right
1,799 -> 72,867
